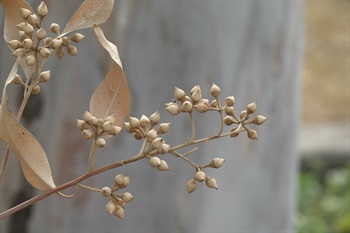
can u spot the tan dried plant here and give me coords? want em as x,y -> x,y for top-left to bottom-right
0,0 -> 267,220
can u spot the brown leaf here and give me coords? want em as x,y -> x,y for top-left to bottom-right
90,25 -> 130,127
62,0 -> 115,35
0,60 -> 56,191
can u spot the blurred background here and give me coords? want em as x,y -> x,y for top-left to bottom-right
297,1 -> 349,232
0,0 -> 349,232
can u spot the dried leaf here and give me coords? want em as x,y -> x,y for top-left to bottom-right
90,25 -> 130,126
62,0 -> 114,35
0,60 -> 56,191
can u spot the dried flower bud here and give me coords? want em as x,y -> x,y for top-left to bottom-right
186,179 -> 197,193
157,123 -> 171,134
18,31 -> 27,41
39,70 -> 51,83
76,119 -> 88,130
103,121 -> 114,133
20,8 -> 32,19
191,88 -> 202,104
101,187 -> 111,197
190,84 -> 201,95
112,126 -> 122,135
140,115 -> 150,129
16,22 -> 26,31
52,38 -> 63,49
88,116 -> 98,126
152,138 -> 164,149
174,86 -> 186,102
223,116 -> 235,126
82,129 -> 93,139
121,192 -> 134,203
124,122 -> 133,133
246,102 -> 257,114
160,143 -> 171,154
55,47 -> 64,59
146,129 -> 157,142
149,156 -> 161,168
210,83 -> 221,98
105,201 -> 116,215
157,160 -> 170,171
22,38 -> 33,49
252,115 -> 267,125
150,111 -> 160,126
166,103 -> 180,116
210,158 -> 225,168
27,14 -> 39,26
104,115 -> 116,124
225,96 -> 235,106
205,176 -> 218,190
67,45 -> 78,56
224,106 -> 234,116
114,174 -> 126,186
247,128 -> 258,140
39,47 -> 50,58
230,127 -> 240,137
194,171 -> 206,182
70,33 -> 85,43
211,99 -> 219,108
36,27 -> 46,40
114,207 -> 124,219
122,176 -> 130,188
240,110 -> 248,120
12,48 -> 24,57
129,116 -> 140,129
31,85 -> 40,95
181,101 -> 193,112
83,111 -> 93,122
7,40 -> 20,50
23,23 -> 34,35
25,55 -> 35,66
37,1 -> 48,18
50,23 -> 60,34
44,37 -> 52,46
194,103 -> 209,113
13,74 -> 23,85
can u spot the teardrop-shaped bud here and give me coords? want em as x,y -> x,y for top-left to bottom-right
191,89 -> 202,104
211,99 -> 219,108
83,111 -> 93,122
223,116 -> 235,126
23,38 -> 33,49
149,156 -> 161,168
160,143 -> 171,154
181,101 -> 193,112
157,123 -> 171,134
174,86 -> 186,102
240,110 -> 248,120
150,111 -> 160,126
210,158 -> 225,168
96,138 -> 106,148
37,1 -> 48,18
140,115 -> 150,129
166,103 -> 180,116
121,192 -> 134,203
23,23 -> 34,35
114,207 -> 124,219
124,122 -> 133,133
7,40 -> 20,50
16,22 -> 26,31
129,116 -> 140,129
101,187 -> 111,197
194,103 -> 209,113
52,38 -> 63,49
194,171 -> 206,182
247,128 -> 258,140
157,160 -> 170,171
28,14 -> 39,26
25,55 -> 35,66
39,70 -> 51,83
50,23 -> 60,34
36,27 -> 46,40
146,129 -> 157,142
190,84 -> 201,96
246,102 -> 257,114
210,83 -> 221,98
31,85 -> 41,95
186,179 -> 197,193
76,119 -> 88,130
252,115 -> 267,125
39,47 -> 50,58
70,33 -> 85,43
112,126 -> 122,135
105,201 -> 116,215
13,74 -> 23,85
44,37 -> 52,46
152,138 -> 164,149
205,176 -> 218,190
103,121 -> 114,133
20,8 -> 32,19
114,174 -> 126,186
55,47 -> 64,59
225,96 -> 235,106
67,45 -> 78,56
224,106 -> 234,116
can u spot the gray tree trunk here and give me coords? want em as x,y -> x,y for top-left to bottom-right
0,0 -> 303,232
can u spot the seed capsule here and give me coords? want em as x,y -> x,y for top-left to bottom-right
70,33 -> 85,43
240,110 -> 248,120
67,45 -> 78,56
149,157 -> 161,168
103,121 -> 114,133
88,116 -> 98,126
194,171 -> 206,182
44,37 -> 53,46
121,192 -> 134,203
160,143 -> 171,154
114,174 -> 126,186
191,89 -> 202,104
129,116 -> 140,129
252,115 -> 267,125
152,138 -> 164,149
23,23 -> 34,35
76,119 -> 88,130
209,158 -> 225,168
210,83 -> 221,98
112,126 -> 122,135
39,47 -> 50,58
174,86 -> 186,102
31,85 -> 41,95
194,103 -> 209,113
205,176 -> 218,190
37,1 -> 48,18
13,74 -> 23,85
16,22 -> 26,31
186,179 -> 197,193
101,187 -> 112,197
114,207 -> 124,219
105,201 -> 116,215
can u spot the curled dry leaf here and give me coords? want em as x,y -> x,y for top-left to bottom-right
62,0 -> 115,35
0,59 -> 56,191
90,26 -> 130,128
0,0 -> 34,80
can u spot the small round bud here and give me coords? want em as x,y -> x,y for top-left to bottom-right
194,171 -> 206,182
149,156 -> 161,168
39,47 -> 50,58
23,38 -> 33,49
83,111 -> 93,122
211,99 -> 219,108
37,1 -> 48,18
122,176 -> 130,188
157,160 -> 170,171
88,116 -> 98,125
114,207 -> 124,219
146,129 -> 157,143
20,8 -> 32,19
191,89 -> 202,104
128,116 -> 140,129
52,38 -> 63,49
39,70 -> 51,83
210,83 -> 221,98
224,106 -> 234,116
152,138 -> 164,149
13,74 -> 23,85
25,55 -> 36,66
150,111 -> 160,126
55,47 -> 64,59
225,96 -> 235,106
96,138 -> 106,148
50,23 -> 60,34
140,115 -> 150,129
166,104 -> 180,116
121,192 -> 134,203
105,201 -> 116,215
114,174 -> 126,186
223,116 -> 235,126
210,158 -> 225,168
252,115 -> 267,125
186,179 -> 197,193
27,14 -> 39,26
157,123 -> 171,134
174,86 -> 186,102
181,101 -> 193,112
112,126 -> 122,135
23,23 -> 34,35
7,40 -> 20,50
31,85 -> 41,95
246,102 -> 257,114
247,128 -> 258,140
240,110 -> 248,120
194,103 -> 209,113
82,129 -> 93,139
16,22 -> 26,31
205,176 -> 218,190
101,187 -> 112,197
36,28 -> 46,40
67,45 -> 78,56
76,119 -> 88,130
103,121 -> 114,133
70,33 -> 85,43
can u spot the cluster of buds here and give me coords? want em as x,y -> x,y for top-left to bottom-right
12,69 -> 51,95
124,112 -> 171,154
101,174 -> 133,219
77,111 -> 122,148
8,1 -> 84,61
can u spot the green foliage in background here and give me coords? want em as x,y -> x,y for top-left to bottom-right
297,163 -> 350,233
